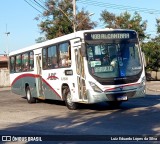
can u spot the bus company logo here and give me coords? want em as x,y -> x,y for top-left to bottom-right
47,73 -> 59,80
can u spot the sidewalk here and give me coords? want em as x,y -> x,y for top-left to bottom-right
0,86 -> 11,92
146,81 -> 160,92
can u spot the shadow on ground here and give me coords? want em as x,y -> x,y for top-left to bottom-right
0,94 -> 160,144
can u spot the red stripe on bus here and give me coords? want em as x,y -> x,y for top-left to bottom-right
104,83 -> 140,92
11,73 -> 61,99
42,79 -> 62,99
11,73 -> 39,86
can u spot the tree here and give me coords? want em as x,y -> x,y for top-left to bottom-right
156,18 -> 160,34
36,0 -> 97,40
142,41 -> 160,71
100,11 -> 148,42
142,19 -> 160,72
35,37 -> 46,43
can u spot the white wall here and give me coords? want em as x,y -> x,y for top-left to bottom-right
0,69 -> 10,87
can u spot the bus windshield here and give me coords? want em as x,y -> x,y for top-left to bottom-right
86,41 -> 142,79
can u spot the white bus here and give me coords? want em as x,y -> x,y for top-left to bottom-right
9,29 -> 146,110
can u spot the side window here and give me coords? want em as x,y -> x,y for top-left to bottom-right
42,48 -> 47,69
48,45 -> 57,69
59,42 -> 71,67
94,45 -> 101,55
22,53 -> 29,71
29,51 -> 34,70
10,56 -> 15,73
16,55 -> 22,72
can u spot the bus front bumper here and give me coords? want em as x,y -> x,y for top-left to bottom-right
86,85 -> 146,104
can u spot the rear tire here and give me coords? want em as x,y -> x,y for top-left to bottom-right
63,87 -> 77,110
26,87 -> 36,103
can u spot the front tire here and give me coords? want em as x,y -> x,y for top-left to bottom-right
63,87 -> 77,110
26,87 -> 36,103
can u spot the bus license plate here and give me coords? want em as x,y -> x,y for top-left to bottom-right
117,96 -> 128,101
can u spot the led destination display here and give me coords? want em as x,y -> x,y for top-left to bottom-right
84,31 -> 137,40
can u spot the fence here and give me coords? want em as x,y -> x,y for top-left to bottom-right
0,69 -> 10,87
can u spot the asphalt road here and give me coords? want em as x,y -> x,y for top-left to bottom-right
0,89 -> 160,144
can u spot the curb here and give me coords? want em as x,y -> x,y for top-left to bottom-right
0,87 -> 11,92
146,87 -> 160,92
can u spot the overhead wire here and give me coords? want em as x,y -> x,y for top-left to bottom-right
77,0 -> 160,28
33,0 -> 49,12
24,0 -> 54,20
24,0 -> 43,14
24,0 -> 159,29
24,0 -> 160,17
28,0 -> 44,10
78,0 -> 160,15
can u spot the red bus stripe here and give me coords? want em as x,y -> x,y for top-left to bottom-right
104,83 -> 140,92
11,73 -> 61,99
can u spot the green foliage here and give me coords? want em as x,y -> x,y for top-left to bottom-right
142,38 -> 160,71
156,18 -> 160,34
100,11 -> 148,42
36,0 -> 97,40
142,19 -> 160,71
35,37 -> 46,43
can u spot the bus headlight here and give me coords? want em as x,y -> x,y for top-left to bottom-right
89,81 -> 103,93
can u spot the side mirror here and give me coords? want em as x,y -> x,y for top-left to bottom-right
80,43 -> 86,57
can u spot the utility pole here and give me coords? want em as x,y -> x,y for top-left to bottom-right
5,24 -> 10,56
5,24 -> 10,69
73,0 -> 76,32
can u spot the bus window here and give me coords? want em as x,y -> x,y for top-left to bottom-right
59,42 -> 71,67
29,51 -> 34,70
22,53 -> 29,71
48,45 -> 57,69
16,55 -> 22,72
51,57 -> 58,68
10,56 -> 15,73
42,48 -> 47,69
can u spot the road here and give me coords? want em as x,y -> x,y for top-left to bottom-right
0,88 -> 160,144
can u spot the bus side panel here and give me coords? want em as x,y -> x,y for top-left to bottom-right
24,76 -> 37,98
11,77 -> 23,96
42,80 -> 62,101
11,73 -> 62,100
11,73 -> 37,97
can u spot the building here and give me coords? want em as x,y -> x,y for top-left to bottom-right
0,54 -> 10,87
0,54 -> 8,69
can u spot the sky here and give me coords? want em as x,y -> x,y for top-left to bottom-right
0,0 -> 160,54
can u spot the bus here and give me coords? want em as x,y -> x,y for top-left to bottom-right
9,29 -> 146,110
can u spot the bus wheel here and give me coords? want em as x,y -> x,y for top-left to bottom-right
107,101 -> 122,108
63,87 -> 77,110
26,87 -> 36,103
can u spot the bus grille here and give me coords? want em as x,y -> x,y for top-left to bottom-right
106,91 -> 136,101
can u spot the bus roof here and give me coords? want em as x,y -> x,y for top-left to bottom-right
9,28 -> 135,56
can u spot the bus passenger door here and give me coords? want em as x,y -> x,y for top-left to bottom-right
75,49 -> 87,101
35,54 -> 44,99
71,38 -> 87,101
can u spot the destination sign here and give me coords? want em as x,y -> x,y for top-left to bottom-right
91,33 -> 130,40
94,66 -> 113,73
84,31 -> 137,40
